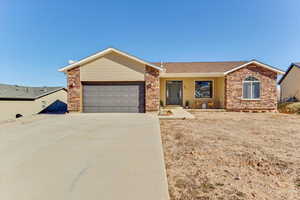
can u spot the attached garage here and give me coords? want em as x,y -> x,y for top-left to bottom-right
60,48 -> 161,113
82,82 -> 145,113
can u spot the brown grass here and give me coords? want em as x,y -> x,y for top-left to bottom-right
160,112 -> 300,200
278,102 -> 300,114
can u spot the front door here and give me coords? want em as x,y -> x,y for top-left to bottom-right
166,81 -> 183,105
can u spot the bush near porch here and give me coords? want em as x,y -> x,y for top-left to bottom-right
278,102 -> 300,114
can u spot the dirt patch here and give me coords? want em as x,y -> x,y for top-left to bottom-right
160,112 -> 300,200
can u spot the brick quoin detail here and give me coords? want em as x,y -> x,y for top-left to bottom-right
225,64 -> 277,111
67,67 -> 81,112
145,66 -> 160,112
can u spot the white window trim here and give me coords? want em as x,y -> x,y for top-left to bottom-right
194,80 -> 214,99
242,79 -> 261,100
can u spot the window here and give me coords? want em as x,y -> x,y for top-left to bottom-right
195,81 -> 213,98
243,76 -> 260,99
41,101 -> 47,108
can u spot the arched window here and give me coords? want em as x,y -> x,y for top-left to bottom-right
243,76 -> 260,99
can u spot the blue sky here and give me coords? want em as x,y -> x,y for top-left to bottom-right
0,0 -> 299,86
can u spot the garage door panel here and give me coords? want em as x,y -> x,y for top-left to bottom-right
83,106 -> 139,113
84,98 -> 139,107
83,83 -> 145,113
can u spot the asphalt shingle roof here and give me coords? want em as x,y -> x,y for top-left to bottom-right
151,61 -> 247,73
0,84 -> 65,100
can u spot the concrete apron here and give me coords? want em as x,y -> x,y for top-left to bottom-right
0,113 -> 169,200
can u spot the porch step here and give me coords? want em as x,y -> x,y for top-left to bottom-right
163,106 -> 183,109
186,109 -> 226,112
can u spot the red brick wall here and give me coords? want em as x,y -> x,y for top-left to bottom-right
145,66 -> 160,112
67,67 -> 81,112
225,64 -> 277,111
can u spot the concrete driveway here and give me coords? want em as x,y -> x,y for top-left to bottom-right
0,114 -> 169,200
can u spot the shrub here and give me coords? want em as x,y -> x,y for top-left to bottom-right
185,100 -> 190,108
278,102 -> 300,114
160,100 -> 164,107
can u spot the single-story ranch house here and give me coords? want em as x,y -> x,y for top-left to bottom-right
59,48 -> 284,113
0,84 -> 67,121
279,62 -> 300,101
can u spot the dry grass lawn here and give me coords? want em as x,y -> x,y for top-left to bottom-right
160,112 -> 300,200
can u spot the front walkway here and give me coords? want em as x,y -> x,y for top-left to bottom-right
159,107 -> 195,119
0,114 -> 169,200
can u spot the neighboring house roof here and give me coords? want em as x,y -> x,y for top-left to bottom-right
155,60 -> 284,76
0,84 -> 66,100
58,47 -> 163,72
278,63 -> 300,84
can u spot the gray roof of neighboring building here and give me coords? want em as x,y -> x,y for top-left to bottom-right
294,63 -> 300,67
278,63 -> 300,84
0,83 -> 66,100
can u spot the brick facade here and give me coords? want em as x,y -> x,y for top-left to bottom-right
66,65 -> 160,113
67,67 -> 81,112
145,66 -> 160,112
225,64 -> 277,111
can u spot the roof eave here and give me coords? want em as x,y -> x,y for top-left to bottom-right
58,48 -> 163,72
293,63 -> 300,68
34,87 -> 67,99
278,63 -> 300,84
0,87 -> 67,100
160,72 -> 225,78
0,97 -> 35,101
224,60 -> 285,75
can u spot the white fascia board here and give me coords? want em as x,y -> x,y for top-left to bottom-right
58,48 -> 163,72
224,60 -> 285,75
160,73 -> 225,78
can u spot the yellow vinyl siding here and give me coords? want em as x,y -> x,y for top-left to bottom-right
280,66 -> 300,101
216,77 -> 225,107
160,77 -> 225,108
80,52 -> 145,82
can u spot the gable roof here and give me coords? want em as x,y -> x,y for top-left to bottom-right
58,47 -> 163,72
224,60 -> 284,75
278,62 -> 300,84
0,83 -> 66,100
155,60 -> 284,76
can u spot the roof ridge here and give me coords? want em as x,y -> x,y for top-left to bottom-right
152,61 -> 248,64
279,62 -> 300,84
0,83 -> 64,89
293,62 -> 300,67
0,84 -> 66,100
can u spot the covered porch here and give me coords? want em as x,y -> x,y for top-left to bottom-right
160,76 -> 225,109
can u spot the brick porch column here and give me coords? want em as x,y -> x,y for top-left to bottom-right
145,66 -> 160,112
67,67 -> 81,112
